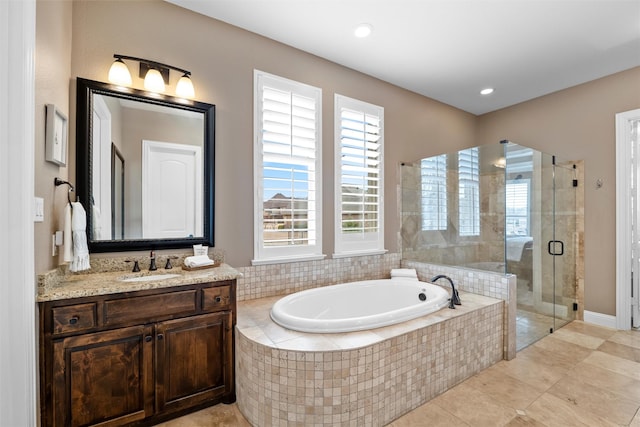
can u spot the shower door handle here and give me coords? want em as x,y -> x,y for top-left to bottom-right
548,240 -> 564,256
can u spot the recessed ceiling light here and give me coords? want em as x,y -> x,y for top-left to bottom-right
480,88 -> 494,95
354,23 -> 373,38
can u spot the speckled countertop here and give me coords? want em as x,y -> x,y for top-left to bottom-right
37,263 -> 242,302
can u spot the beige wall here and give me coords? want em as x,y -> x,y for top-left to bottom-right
49,0 -> 474,269
35,0 -> 72,274
34,0 -> 639,316
477,67 -> 640,315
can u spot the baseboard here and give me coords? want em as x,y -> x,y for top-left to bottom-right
583,310 -> 617,329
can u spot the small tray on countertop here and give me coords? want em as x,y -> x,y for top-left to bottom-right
182,262 -> 221,271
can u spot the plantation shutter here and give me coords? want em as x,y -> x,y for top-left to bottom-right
458,147 -> 479,236
334,95 -> 384,255
254,71 -> 322,264
505,180 -> 530,236
421,155 -> 447,231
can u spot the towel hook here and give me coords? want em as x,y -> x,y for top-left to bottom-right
54,177 -> 75,206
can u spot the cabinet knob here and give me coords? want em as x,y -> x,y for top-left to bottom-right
144,335 -> 152,342
69,316 -> 79,325
157,334 -> 164,340
215,296 -> 221,303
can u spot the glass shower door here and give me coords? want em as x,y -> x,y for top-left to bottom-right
511,145 -> 577,350
551,160 -> 577,330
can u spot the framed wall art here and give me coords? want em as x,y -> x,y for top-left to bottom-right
45,104 -> 68,166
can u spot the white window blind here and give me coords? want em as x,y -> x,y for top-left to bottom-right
334,95 -> 384,256
506,179 -> 530,236
458,147 -> 479,236
253,71 -> 323,264
421,155 -> 447,231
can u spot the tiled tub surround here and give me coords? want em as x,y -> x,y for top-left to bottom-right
236,292 -> 503,426
401,260 -> 517,360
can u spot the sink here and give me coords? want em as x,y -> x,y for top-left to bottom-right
119,273 -> 181,283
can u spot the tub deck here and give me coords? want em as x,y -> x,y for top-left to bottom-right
236,290 -> 504,426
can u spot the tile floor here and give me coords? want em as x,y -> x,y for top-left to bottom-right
156,321 -> 640,427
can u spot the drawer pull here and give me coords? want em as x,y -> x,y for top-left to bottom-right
157,334 -> 164,340
215,296 -> 221,303
144,335 -> 153,343
69,316 -> 79,325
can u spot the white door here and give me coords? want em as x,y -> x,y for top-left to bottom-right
92,95 -> 112,240
616,108 -> 640,329
142,140 -> 202,239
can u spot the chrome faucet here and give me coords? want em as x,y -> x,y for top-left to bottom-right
431,275 -> 461,309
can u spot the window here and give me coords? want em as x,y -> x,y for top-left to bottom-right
458,147 -> 479,236
421,155 -> 447,231
506,179 -> 530,236
253,70 -> 323,264
334,95 -> 384,256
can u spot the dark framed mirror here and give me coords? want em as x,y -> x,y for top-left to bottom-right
76,78 -> 215,252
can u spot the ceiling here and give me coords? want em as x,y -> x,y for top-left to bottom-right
167,0 -> 640,115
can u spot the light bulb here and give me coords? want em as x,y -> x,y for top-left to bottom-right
176,74 -> 195,98
108,58 -> 132,86
144,69 -> 165,93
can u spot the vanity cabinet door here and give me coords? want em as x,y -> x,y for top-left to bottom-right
155,311 -> 234,414
51,325 -> 154,427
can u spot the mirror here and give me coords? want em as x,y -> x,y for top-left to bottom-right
76,78 -> 215,252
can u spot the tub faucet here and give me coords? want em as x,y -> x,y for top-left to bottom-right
431,275 -> 461,309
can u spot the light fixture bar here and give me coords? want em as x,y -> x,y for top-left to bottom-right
113,54 -> 191,77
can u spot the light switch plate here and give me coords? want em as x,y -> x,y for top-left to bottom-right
34,197 -> 44,222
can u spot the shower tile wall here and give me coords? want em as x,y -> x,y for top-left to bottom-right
400,163 -> 506,267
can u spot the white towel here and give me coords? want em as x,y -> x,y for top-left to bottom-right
69,202 -> 91,272
184,255 -> 215,268
391,268 -> 418,279
61,203 -> 73,264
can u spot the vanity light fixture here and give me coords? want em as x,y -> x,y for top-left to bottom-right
480,87 -> 494,95
107,54 -> 196,98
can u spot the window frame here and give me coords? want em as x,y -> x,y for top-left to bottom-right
252,70 -> 324,265
333,94 -> 385,257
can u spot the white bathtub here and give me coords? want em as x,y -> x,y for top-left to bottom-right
270,278 -> 451,333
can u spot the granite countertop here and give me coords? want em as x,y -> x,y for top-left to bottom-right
37,263 -> 242,302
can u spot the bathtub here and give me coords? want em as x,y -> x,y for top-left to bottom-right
270,278 -> 451,333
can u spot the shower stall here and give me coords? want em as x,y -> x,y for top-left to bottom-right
400,141 -> 580,350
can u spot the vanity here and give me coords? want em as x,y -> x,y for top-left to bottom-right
38,263 -> 240,427
38,75 -> 230,425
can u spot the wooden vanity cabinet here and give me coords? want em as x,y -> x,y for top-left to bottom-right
39,280 -> 236,427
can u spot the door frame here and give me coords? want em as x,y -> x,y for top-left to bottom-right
616,108 -> 640,330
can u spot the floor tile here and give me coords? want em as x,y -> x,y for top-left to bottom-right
583,350 -> 640,381
493,354 -> 567,392
560,320 -> 617,340
547,373 -> 639,425
549,327 -> 605,349
463,367 -> 542,410
609,329 -> 640,350
154,403 -> 251,427
569,360 -> 640,398
524,393 -> 619,427
531,334 -> 592,365
387,401 -> 470,427
431,383 -> 517,426
503,414 -> 548,427
598,340 -> 640,362
631,411 -> 640,427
